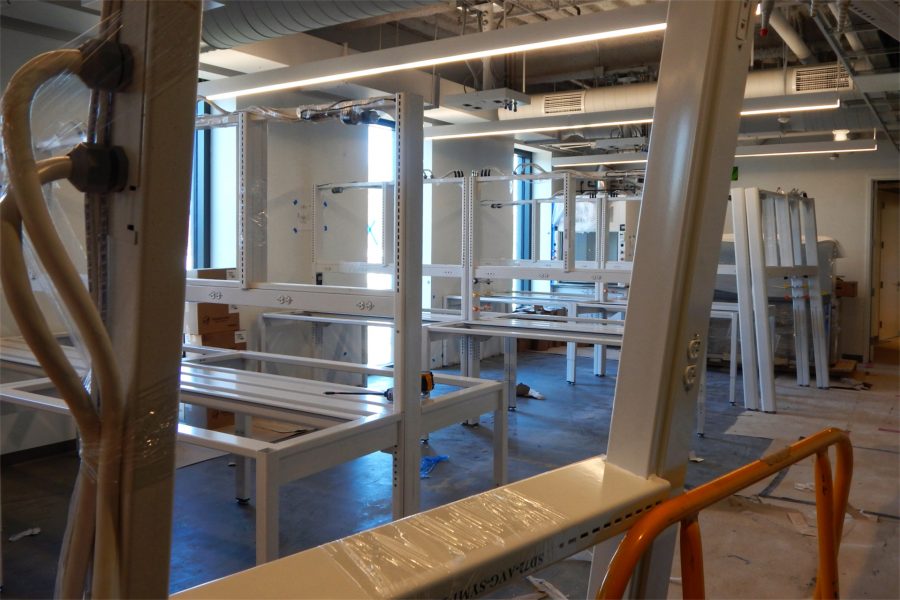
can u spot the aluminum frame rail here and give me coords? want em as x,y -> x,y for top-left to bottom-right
312,181 -> 394,276
185,94 -> 424,320
471,170 -> 634,286
173,457 -> 670,599
732,188 -> 830,414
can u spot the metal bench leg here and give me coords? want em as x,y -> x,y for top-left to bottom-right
493,375 -> 509,486
234,413 -> 252,503
566,342 -> 577,384
729,313 -> 738,406
504,336 -> 518,410
255,453 -> 278,564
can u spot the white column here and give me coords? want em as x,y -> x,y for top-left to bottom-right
588,2 -> 754,596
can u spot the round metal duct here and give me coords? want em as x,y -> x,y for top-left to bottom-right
202,1 -> 440,50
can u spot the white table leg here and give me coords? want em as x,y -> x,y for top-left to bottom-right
729,312 -> 738,406
255,452 -> 278,564
493,376 -> 509,486
234,413 -> 252,503
504,336 -> 518,410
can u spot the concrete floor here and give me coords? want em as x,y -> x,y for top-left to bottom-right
1,350 -> 897,598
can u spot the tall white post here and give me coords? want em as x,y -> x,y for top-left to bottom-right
589,2 -> 754,596
102,1 -> 202,595
392,93 -> 424,517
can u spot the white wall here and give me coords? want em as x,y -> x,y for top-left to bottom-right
731,145 -> 899,359
265,119 -> 369,286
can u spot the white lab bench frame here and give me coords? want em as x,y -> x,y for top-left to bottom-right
425,313 -> 624,410
0,342 -> 505,565
173,2 -> 754,597
186,93 -> 439,520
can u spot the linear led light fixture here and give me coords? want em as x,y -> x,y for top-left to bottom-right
552,151 -> 651,166
427,92 -> 843,141
199,3 -> 668,101
553,136 -> 878,166
734,136 -> 877,158
739,94 -> 841,116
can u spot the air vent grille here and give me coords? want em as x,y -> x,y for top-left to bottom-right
543,91 -> 585,114
794,65 -> 852,92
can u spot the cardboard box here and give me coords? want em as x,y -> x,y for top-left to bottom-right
185,330 -> 247,349
206,409 -> 234,429
835,278 -> 857,298
184,303 -> 240,335
187,267 -> 237,280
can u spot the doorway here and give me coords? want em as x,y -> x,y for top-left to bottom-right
870,180 -> 899,364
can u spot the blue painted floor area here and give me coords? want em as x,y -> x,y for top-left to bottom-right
1,351 -> 767,598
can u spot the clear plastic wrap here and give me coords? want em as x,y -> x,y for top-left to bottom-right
321,487 -> 566,597
1,6 -> 205,596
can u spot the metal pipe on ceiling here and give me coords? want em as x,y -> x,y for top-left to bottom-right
828,2 -> 874,71
768,8 -> 815,64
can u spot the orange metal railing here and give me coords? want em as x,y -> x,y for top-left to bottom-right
598,427 -> 853,599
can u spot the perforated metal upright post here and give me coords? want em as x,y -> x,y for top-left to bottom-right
391,93 -> 424,518
588,2 -> 754,596
731,190 -> 762,410
461,171 -> 480,379
745,188 -> 779,412
97,1 -> 203,594
238,112 -> 268,288
800,198 -> 830,388
787,194 -> 812,386
563,173 -> 576,273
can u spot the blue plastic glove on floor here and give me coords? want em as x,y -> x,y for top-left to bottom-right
419,454 -> 449,478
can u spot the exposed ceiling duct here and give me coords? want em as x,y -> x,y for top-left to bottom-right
497,63 -> 857,121
201,1 -> 441,50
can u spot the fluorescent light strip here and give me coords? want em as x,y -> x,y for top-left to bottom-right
427,100 -> 841,140
735,144 -> 877,158
427,118 -> 654,141
555,141 -> 878,166
561,159 -> 647,166
739,99 -> 840,116
208,23 -> 666,101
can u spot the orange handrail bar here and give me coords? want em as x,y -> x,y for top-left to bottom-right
598,427 -> 852,599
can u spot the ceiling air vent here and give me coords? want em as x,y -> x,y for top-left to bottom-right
543,91 -> 585,115
794,65 -> 852,92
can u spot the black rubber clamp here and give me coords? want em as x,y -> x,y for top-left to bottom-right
67,143 -> 129,194
77,38 -> 133,91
